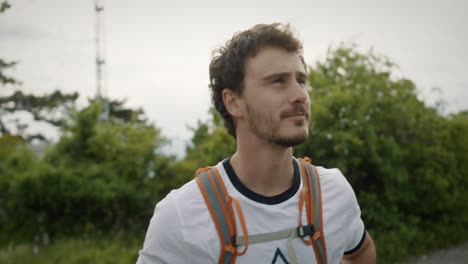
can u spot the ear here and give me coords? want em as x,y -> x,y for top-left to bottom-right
222,88 -> 243,118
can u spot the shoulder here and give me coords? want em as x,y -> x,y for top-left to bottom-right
313,165 -> 362,228
313,165 -> 366,256
314,166 -> 356,201
148,178 -> 214,235
137,179 -> 218,263
157,179 -> 208,225
314,166 -> 348,185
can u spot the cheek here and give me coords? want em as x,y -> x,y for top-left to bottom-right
305,94 -> 311,108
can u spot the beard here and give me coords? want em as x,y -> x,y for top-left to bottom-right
245,103 -> 309,147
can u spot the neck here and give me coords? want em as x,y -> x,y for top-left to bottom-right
230,134 -> 295,197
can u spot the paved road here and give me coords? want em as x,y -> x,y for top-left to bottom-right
398,243 -> 468,264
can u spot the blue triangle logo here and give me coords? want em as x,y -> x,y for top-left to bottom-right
271,248 -> 289,264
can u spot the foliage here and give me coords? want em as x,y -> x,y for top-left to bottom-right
0,1 -> 10,13
0,2 -> 82,142
0,2 -> 80,142
0,1 -> 14,84
0,135 -> 37,238
0,102 -> 176,245
185,107 -> 236,170
0,0 -> 189,259
293,43 -> 468,263
0,90 -> 79,141
0,59 -> 17,85
106,98 -> 147,123
0,2 -> 182,247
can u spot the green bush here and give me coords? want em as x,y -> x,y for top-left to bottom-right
295,44 -> 468,262
1,103 -> 178,245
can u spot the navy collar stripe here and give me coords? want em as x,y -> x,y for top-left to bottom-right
222,157 -> 301,205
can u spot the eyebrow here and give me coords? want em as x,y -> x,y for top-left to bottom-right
262,71 -> 308,81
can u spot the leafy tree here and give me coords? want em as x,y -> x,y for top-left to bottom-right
294,43 -> 468,262
0,1 -> 10,13
1,1 -> 14,85
0,2 -> 174,242
184,107 -> 236,170
0,135 -> 37,233
107,98 -> 147,123
0,2 -> 80,142
0,59 -> 17,85
0,90 -> 79,141
2,102 -> 174,244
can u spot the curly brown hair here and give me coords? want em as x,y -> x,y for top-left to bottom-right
209,23 -> 305,138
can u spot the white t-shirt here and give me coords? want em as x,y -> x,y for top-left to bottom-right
137,158 -> 365,264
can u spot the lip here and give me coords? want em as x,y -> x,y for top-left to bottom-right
283,113 -> 308,119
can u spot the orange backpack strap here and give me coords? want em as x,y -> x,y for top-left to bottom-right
298,157 -> 328,264
195,166 -> 248,264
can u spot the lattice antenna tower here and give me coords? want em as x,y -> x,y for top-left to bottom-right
95,0 -> 109,120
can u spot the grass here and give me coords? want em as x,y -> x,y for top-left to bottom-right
0,232 -> 142,264
1,229 -> 466,264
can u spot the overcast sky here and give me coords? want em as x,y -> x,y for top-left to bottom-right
1,0 -> 467,157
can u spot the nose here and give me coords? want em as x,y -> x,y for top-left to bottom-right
288,79 -> 308,105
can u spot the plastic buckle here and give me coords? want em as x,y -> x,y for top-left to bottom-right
297,224 -> 315,237
231,235 -> 238,246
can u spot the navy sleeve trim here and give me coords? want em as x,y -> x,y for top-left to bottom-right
344,227 -> 366,255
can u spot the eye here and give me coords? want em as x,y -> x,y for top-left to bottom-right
297,78 -> 306,85
273,78 -> 284,84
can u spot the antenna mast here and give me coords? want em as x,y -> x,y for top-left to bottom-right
95,0 -> 109,120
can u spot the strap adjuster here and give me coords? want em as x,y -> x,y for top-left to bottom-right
231,235 -> 237,246
297,224 -> 315,237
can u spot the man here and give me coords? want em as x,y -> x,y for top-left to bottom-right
137,23 -> 376,263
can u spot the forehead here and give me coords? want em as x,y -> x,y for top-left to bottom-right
244,46 -> 306,79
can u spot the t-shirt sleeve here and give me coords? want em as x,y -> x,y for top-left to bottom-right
136,192 -> 189,264
344,224 -> 366,255
332,169 -> 366,255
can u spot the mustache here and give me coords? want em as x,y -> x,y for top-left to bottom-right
280,104 -> 309,118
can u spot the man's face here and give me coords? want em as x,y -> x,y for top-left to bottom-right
239,45 -> 310,147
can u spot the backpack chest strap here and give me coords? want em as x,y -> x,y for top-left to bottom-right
234,224 -> 316,246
